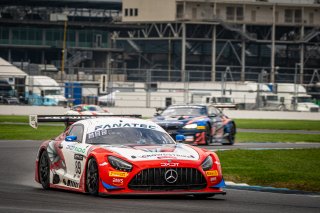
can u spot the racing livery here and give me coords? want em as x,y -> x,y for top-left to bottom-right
152,104 -> 236,145
31,115 -> 226,197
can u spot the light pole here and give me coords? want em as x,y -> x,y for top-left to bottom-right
294,63 -> 301,111
256,69 -> 268,109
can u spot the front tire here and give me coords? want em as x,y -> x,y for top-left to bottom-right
204,125 -> 212,145
86,158 -> 99,196
39,150 -> 50,189
223,123 -> 235,145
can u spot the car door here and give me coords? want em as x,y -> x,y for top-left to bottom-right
60,124 -> 87,188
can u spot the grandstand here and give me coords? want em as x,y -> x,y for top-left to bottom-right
0,0 -> 319,85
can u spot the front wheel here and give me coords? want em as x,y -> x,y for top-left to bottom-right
86,158 -> 99,195
39,150 -> 50,189
204,125 -> 212,145
223,123 -> 235,145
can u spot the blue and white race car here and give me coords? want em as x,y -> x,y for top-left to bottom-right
152,104 -> 236,145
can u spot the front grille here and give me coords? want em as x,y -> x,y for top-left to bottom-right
128,168 -> 207,191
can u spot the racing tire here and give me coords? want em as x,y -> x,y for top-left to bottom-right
223,123 -> 235,146
86,158 -> 99,196
204,125 -> 212,145
39,150 -> 50,189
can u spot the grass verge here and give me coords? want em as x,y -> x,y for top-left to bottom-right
1,116 -> 320,131
0,124 -> 64,140
236,132 -> 320,143
217,149 -> 320,192
235,119 -> 320,131
0,123 -> 319,142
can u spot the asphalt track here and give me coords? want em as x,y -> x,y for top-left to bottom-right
0,140 -> 319,213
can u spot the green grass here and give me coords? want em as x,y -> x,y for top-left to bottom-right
217,149 -> 320,192
0,115 -> 29,123
0,115 -> 320,142
235,119 -> 320,131
236,132 -> 320,143
0,124 -> 64,140
1,116 -> 320,131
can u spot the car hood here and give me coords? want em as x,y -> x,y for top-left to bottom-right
153,115 -> 205,126
100,144 -> 200,161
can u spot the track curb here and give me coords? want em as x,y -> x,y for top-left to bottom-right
225,181 -> 320,196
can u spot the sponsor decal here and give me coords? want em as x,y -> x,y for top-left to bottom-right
94,122 -> 156,131
160,162 -> 179,167
63,179 -> 79,188
74,154 -> 83,161
206,170 -> 219,177
66,144 -> 86,154
75,161 -> 81,174
112,178 -> 124,186
210,177 -> 217,182
99,162 -> 108,166
137,153 -> 195,159
109,171 -> 129,178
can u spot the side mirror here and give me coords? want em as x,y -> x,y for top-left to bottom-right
66,135 -> 77,142
175,134 -> 185,142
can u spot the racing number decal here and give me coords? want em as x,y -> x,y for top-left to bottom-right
75,161 -> 81,174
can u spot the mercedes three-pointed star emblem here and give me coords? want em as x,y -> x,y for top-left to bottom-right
164,169 -> 178,183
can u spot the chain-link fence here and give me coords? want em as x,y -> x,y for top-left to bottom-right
1,65 -> 319,111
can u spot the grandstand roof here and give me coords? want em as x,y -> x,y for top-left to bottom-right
0,58 -> 27,78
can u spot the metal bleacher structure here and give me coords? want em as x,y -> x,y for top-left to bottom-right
0,0 -> 319,86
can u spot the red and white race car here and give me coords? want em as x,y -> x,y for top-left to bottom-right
65,104 -> 112,115
30,115 -> 226,198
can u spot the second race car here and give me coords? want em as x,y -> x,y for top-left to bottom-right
152,104 -> 236,145
65,104 -> 112,115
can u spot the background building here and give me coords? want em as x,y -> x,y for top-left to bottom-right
0,0 -> 319,107
116,0 -> 320,84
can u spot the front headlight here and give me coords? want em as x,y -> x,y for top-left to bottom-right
108,156 -> 133,172
201,156 -> 213,171
183,123 -> 198,129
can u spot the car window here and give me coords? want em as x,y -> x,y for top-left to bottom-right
67,125 -> 84,143
208,106 -> 220,116
161,107 -> 206,116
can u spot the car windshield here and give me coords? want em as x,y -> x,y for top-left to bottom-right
44,90 -> 61,95
266,95 -> 278,101
161,107 -> 206,116
216,97 -> 232,103
297,97 -> 312,103
86,127 -> 175,145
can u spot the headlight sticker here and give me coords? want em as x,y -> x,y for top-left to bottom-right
109,171 -> 129,178
206,170 -> 219,177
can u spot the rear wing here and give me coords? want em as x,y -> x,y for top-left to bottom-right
29,114 -> 142,129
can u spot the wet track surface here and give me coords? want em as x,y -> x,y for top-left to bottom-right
0,140 -> 319,213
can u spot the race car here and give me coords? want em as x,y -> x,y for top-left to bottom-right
152,104 -> 236,145
30,114 -> 226,197
65,104 -> 112,115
